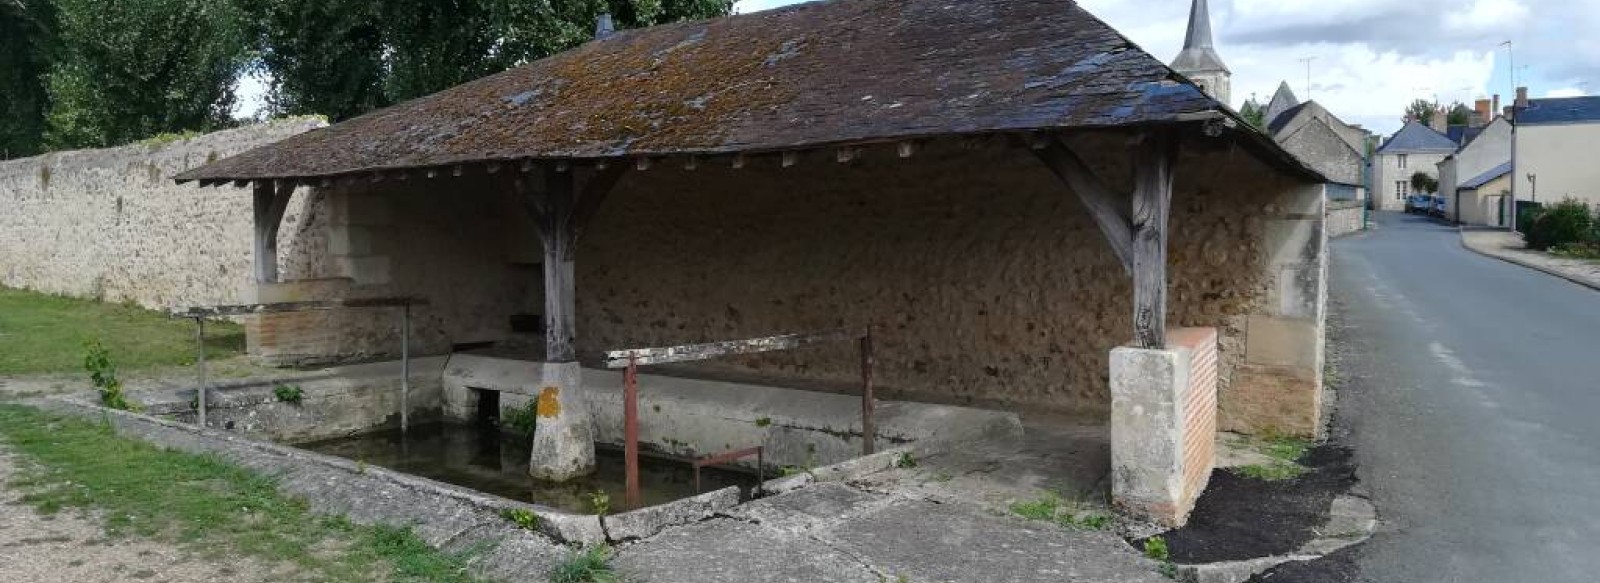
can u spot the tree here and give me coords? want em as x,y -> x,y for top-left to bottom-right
1410,171 -> 1438,195
1239,96 -> 1266,130
235,0 -> 387,121
243,0 -> 736,122
44,0 -> 251,149
0,0 -> 58,158
1404,99 -> 1436,125
1446,102 -> 1473,126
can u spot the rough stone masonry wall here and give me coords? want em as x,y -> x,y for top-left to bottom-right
0,119 -> 329,309
570,136 -> 1307,416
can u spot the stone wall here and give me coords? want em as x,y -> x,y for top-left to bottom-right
0,118 -> 328,309
1327,200 -> 1365,237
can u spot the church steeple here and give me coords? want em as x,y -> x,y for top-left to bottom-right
1170,0 -> 1231,105
1183,0 -> 1215,50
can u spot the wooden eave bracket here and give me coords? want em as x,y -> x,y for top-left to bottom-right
1032,137 -> 1135,274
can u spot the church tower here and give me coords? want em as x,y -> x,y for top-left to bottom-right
1170,0 -> 1231,105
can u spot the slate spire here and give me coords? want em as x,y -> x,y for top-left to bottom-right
1183,0 -> 1215,50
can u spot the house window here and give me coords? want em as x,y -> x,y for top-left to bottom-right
1398,154 -> 1408,169
1395,181 -> 1409,200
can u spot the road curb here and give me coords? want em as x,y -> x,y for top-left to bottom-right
1458,231 -> 1600,292
1175,494 -> 1378,583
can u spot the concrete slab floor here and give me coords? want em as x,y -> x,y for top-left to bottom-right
618,481 -> 1169,583
851,419 -> 1112,513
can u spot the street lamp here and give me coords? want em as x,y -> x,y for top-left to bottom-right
1527,173 -> 1537,202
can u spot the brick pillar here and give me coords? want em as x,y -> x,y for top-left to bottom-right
1111,327 -> 1218,527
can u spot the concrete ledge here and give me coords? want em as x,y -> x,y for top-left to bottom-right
603,486 -> 740,542
442,355 -> 1022,470
133,356 -> 448,443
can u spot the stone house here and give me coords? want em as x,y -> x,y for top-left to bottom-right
1438,116 -> 1511,226
1373,121 -> 1457,211
174,0 -> 1330,525
1266,98 -> 1371,203
1512,93 -> 1600,210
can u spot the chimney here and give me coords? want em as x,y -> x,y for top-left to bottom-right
595,13 -> 615,40
1515,86 -> 1529,108
1474,99 -> 1491,127
1492,94 -> 1501,117
1503,105 -> 1515,118
1429,105 -> 1448,133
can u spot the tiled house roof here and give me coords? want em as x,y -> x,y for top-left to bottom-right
178,0 -> 1233,182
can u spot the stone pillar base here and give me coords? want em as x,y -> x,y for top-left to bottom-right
529,362 -> 596,481
1110,328 -> 1218,527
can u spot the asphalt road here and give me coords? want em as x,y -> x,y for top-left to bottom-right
1319,212 -> 1600,582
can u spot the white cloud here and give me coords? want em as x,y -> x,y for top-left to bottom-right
1445,0 -> 1530,33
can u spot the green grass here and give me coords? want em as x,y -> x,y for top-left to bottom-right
1235,429 -> 1312,481
0,404 -> 490,582
548,545 -> 620,583
0,286 -> 244,376
1008,492 -> 1112,530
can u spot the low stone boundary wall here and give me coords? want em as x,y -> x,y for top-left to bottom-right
1326,200 -> 1364,238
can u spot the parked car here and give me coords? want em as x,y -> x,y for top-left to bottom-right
1431,195 -> 1447,217
1406,194 -> 1432,214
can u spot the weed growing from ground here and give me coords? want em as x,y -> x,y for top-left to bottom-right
1009,492 -> 1111,530
549,545 -> 620,583
1144,535 -> 1178,578
501,508 -> 540,530
1236,428 -> 1312,481
894,452 -> 918,469
273,384 -> 304,404
754,417 -> 772,427
83,340 -> 134,411
586,490 -> 611,516
503,401 -> 538,436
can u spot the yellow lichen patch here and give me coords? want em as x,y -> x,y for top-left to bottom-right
535,386 -> 562,418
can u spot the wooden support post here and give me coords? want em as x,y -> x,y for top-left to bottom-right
624,355 -> 641,509
251,181 -> 294,284
1033,139 -> 1134,274
542,170 -> 578,362
860,326 -> 876,455
1131,132 -> 1178,349
194,317 -> 207,428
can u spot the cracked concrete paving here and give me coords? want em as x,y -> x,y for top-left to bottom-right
617,482 -> 1168,583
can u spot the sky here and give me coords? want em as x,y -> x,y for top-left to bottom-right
238,0 -> 1598,137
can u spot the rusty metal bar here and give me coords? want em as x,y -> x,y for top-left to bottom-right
401,302 -> 411,433
194,317 -> 207,428
860,326 -> 876,455
692,446 -> 764,494
624,355 -> 641,510
603,328 -> 854,368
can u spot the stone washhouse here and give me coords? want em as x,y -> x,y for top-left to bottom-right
175,0 -> 1330,526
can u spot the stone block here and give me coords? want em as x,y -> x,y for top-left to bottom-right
1243,315 -> 1319,370
602,486 -> 739,542
1220,364 -> 1322,438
